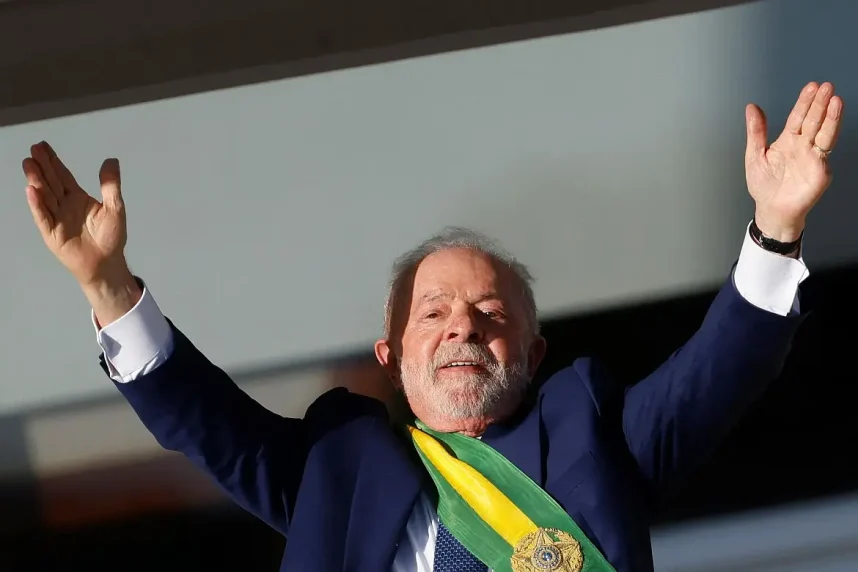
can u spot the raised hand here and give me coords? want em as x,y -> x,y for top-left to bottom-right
745,82 -> 844,242
23,141 -> 140,324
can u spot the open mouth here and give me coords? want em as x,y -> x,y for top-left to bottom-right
440,361 -> 484,369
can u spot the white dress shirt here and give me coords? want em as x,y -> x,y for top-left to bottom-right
93,225 -> 808,571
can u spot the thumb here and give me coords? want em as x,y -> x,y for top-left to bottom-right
99,158 -> 123,212
744,103 -> 768,165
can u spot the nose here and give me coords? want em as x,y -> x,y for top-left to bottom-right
444,309 -> 484,344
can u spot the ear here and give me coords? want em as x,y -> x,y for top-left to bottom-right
374,338 -> 402,390
526,335 -> 547,379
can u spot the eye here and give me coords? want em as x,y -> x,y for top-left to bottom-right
481,309 -> 505,319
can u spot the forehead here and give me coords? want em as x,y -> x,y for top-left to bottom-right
410,248 -> 515,300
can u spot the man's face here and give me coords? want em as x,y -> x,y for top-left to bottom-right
375,248 -> 546,434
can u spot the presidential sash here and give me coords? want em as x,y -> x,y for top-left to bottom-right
408,421 -> 616,572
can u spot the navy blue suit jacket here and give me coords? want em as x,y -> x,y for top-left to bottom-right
109,275 -> 804,571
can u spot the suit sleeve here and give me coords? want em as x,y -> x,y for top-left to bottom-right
621,230 -> 808,502
97,282 -> 306,536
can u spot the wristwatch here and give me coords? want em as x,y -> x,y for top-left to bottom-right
749,219 -> 802,255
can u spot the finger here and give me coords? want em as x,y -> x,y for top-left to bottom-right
26,184 -> 56,236
22,158 -> 60,218
801,82 -> 834,140
785,82 -> 818,134
98,158 -> 123,212
745,104 -> 768,164
814,95 -> 844,153
44,142 -> 82,194
30,142 -> 66,200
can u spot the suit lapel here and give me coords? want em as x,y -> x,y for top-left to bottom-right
481,396 -> 544,486
343,420 -> 424,572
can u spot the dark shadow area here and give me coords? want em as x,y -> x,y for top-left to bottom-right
0,414 -> 39,536
0,478 -> 39,536
3,507 -> 285,572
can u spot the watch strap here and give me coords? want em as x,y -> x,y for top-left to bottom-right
749,219 -> 802,255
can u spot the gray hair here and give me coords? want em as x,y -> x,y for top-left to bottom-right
383,227 -> 539,339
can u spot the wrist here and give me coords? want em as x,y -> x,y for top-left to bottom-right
80,263 -> 143,327
749,218 -> 803,259
753,212 -> 806,243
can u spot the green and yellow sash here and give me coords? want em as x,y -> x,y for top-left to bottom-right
408,421 -> 616,572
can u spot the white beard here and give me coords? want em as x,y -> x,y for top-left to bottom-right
399,343 -> 530,420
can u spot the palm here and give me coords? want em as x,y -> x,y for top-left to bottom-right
54,190 -> 124,273
23,143 -> 126,284
747,133 -> 831,221
744,82 -> 843,238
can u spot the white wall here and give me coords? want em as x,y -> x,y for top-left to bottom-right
1,0 -> 856,413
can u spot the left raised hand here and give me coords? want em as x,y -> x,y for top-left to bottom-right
745,81 -> 844,242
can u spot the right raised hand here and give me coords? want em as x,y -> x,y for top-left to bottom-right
23,141 -> 128,285
23,141 -> 140,325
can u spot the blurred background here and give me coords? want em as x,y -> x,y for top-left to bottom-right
1,0 -> 857,569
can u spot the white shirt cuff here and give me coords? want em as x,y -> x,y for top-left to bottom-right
92,279 -> 174,383
733,222 -> 809,316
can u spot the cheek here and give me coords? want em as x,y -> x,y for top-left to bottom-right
402,330 -> 442,364
487,339 -> 512,361
489,337 -> 527,363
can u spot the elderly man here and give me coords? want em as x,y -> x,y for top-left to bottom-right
22,82 -> 842,572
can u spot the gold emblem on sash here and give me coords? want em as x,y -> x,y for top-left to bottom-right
510,528 -> 583,572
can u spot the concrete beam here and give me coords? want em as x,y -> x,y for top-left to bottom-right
0,0 -> 752,126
